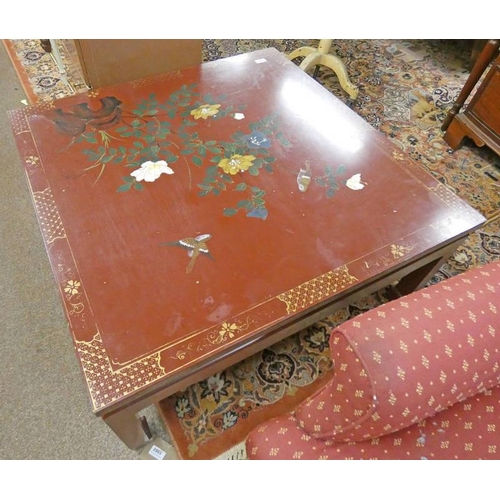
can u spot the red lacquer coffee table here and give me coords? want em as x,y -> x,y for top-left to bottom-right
9,48 -> 486,450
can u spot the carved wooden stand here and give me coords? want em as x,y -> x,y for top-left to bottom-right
288,39 -> 359,99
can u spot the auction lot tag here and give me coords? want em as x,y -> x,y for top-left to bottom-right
139,436 -> 178,460
149,445 -> 166,460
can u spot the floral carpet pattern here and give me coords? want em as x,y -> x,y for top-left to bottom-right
6,38 -> 499,459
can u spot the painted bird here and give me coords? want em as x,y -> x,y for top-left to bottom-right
160,234 -> 213,274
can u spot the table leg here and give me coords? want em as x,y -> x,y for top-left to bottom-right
103,409 -> 152,450
40,39 -> 51,53
390,253 -> 453,298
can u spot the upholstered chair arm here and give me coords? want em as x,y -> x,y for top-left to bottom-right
295,261 -> 500,442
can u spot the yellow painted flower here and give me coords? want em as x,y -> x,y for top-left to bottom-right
190,103 -> 221,120
64,280 -> 81,295
219,322 -> 239,339
218,154 -> 256,175
391,244 -> 406,258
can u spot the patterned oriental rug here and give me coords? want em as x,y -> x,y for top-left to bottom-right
5,39 -> 500,460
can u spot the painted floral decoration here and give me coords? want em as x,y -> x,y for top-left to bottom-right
131,160 -> 174,182
64,280 -> 81,295
190,103 -> 221,120
219,322 -> 239,339
244,131 -> 271,149
218,154 -> 256,175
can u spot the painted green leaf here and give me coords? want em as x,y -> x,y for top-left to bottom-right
276,132 -> 291,147
248,165 -> 259,176
235,183 -> 247,191
192,155 -> 203,167
133,183 -> 144,191
237,199 -> 252,209
133,141 -> 143,149
223,208 -> 238,217
315,178 -> 327,187
117,184 -> 131,192
131,119 -> 141,127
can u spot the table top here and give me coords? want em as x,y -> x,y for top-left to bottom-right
9,48 -> 486,414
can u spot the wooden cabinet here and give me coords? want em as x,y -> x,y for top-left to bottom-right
443,42 -> 500,156
74,39 -> 203,89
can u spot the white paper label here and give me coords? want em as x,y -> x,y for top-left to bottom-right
149,444 -> 167,460
255,58 -> 267,64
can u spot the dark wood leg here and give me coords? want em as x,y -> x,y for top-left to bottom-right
103,409 -> 152,450
40,39 -> 51,53
441,39 -> 499,131
470,40 -> 487,69
443,114 -> 487,151
391,244 -> 462,298
443,116 -> 469,150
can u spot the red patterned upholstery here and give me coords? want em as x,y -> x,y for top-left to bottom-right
246,261 -> 500,459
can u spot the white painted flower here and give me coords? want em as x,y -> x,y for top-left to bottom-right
346,173 -> 365,190
131,160 -> 174,182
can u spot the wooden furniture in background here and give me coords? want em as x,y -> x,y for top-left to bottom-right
442,39 -> 500,155
74,39 -> 203,89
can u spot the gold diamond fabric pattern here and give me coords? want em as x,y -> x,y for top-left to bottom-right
246,261 -> 500,459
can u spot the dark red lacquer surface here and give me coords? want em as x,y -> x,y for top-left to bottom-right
9,48 -> 485,413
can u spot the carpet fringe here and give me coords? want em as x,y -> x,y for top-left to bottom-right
214,441 -> 247,460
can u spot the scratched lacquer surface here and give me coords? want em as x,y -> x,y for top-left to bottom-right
9,48 -> 485,412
